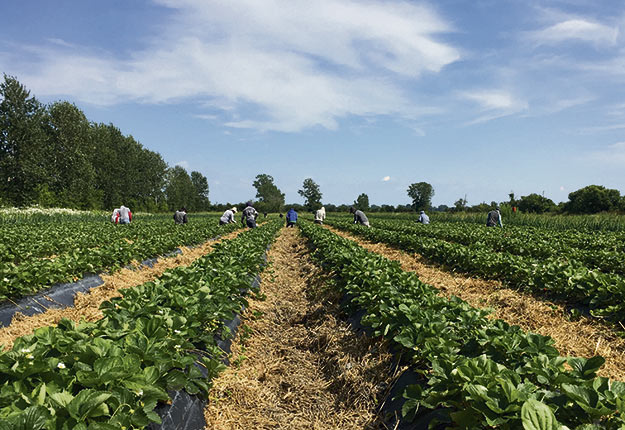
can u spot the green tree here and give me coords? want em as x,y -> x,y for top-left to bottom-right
165,166 -> 195,211
518,193 -> 556,214
354,193 -> 370,211
298,178 -> 322,212
565,185 -> 621,214
0,75 -> 48,206
253,174 -> 285,213
89,124 -> 167,211
89,124 -> 128,209
453,197 -> 468,212
407,182 -> 434,212
44,101 -> 96,208
190,171 -> 210,211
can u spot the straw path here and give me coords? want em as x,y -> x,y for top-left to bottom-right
0,229 -> 244,350
204,227 -> 395,430
326,225 -> 625,382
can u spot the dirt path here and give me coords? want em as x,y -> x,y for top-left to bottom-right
204,227 -> 395,430
0,229 -> 245,350
325,226 -> 625,382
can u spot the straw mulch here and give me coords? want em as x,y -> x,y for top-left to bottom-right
204,227 -> 396,430
0,229 -> 244,350
326,226 -> 625,382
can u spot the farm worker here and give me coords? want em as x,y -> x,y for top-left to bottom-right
118,205 -> 132,224
219,207 -> 237,225
286,208 -> 298,227
417,210 -> 430,224
314,206 -> 326,224
350,207 -> 370,227
486,207 -> 503,228
111,208 -> 120,224
173,207 -> 188,224
241,201 -> 258,228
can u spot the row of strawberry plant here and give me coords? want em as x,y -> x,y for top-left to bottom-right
0,214 -> 183,265
0,217 -> 240,303
299,221 -> 625,429
0,219 -> 282,429
361,213 -> 625,252
0,215 -> 232,266
326,218 -> 625,323
362,218 -> 625,275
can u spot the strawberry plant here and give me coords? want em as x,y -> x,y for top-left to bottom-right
300,221 -> 625,429
325,217 -> 625,324
0,215 -> 241,303
0,220 -> 283,429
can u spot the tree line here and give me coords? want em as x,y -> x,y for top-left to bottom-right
3,75 -> 623,215
0,75 -> 209,212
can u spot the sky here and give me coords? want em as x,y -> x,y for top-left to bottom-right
1,0 -> 625,207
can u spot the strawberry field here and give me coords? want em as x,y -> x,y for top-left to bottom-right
0,217 -> 282,428
1,212 -> 625,429
0,214 -> 238,303
325,215 -> 625,324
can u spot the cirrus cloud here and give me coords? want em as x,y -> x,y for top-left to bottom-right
3,0 -> 461,133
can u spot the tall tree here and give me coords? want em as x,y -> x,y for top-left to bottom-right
89,123 -> 128,209
89,124 -> 167,211
190,171 -> 210,211
298,178 -> 322,212
354,193 -> 370,211
407,182 -> 434,212
44,101 -> 96,208
253,173 -> 285,212
0,75 -> 48,206
165,166 -> 195,211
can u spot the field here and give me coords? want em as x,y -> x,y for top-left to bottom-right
1,210 -> 625,429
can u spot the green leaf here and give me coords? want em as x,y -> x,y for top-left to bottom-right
521,399 -> 559,430
561,384 -> 598,408
567,356 -> 605,379
50,391 -> 75,408
35,383 -> 46,406
9,406 -> 49,430
68,390 -> 112,421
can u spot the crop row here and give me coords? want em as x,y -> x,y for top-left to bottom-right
360,217 -> 625,275
299,221 -> 625,429
0,217 -> 239,303
0,219 -> 282,429
0,215 -> 230,265
326,218 -> 625,323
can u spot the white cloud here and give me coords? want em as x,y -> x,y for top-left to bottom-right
5,0 -> 460,133
461,90 -> 518,110
460,89 -> 528,124
529,19 -> 618,46
382,176 -> 391,182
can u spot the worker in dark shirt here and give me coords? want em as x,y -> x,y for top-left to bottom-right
350,207 -> 370,227
486,207 -> 503,228
173,207 -> 188,224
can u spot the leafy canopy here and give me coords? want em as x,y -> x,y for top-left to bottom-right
298,178 -> 322,212
253,173 -> 285,213
407,182 -> 434,212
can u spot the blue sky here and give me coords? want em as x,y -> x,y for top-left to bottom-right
2,0 -> 625,207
